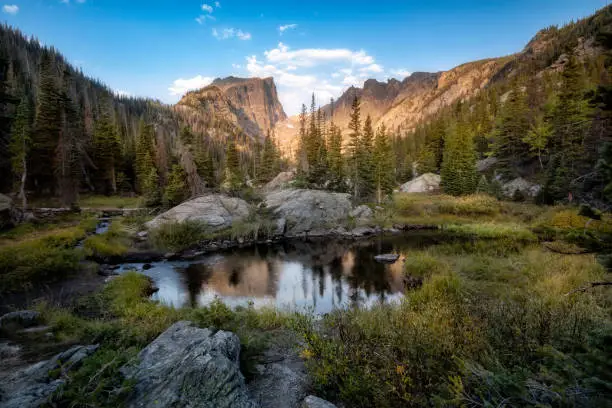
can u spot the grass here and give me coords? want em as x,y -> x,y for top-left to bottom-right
83,221 -> 130,259
27,195 -> 143,209
391,193 -> 546,227
0,220 -> 94,292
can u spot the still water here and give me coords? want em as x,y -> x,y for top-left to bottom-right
118,233 -> 444,314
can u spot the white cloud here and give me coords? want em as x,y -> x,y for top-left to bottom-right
232,63 -> 242,69
264,43 -> 374,67
168,75 -> 214,96
212,28 -> 251,40
195,14 -> 215,24
360,63 -> 384,74
237,42 -> 384,114
201,3 -> 213,13
391,68 -> 412,78
2,4 -> 18,14
214,1 -> 221,7
279,24 -> 297,35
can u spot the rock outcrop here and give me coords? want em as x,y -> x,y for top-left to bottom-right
122,321 -> 257,408
0,345 -> 99,408
145,194 -> 250,230
265,189 -> 352,236
502,177 -> 541,198
399,173 -> 441,193
177,76 -> 287,138
264,171 -> 296,192
350,205 -> 374,222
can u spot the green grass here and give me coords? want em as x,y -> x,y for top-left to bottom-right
27,195 -> 143,209
78,195 -> 143,209
0,226 -> 86,292
83,221 -> 130,259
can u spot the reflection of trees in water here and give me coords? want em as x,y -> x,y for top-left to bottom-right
177,235 -> 429,309
183,264 -> 212,308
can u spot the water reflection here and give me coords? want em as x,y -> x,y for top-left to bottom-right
119,233 -> 442,314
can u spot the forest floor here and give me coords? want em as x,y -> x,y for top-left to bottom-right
1,193 -> 612,407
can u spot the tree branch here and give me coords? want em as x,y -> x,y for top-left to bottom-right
565,281 -> 612,296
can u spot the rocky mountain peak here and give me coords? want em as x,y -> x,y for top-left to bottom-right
176,76 -> 287,139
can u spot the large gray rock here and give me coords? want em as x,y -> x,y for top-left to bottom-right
0,193 -> 20,229
0,310 -> 40,329
350,205 -> 374,221
502,177 -> 541,198
302,396 -> 338,408
399,173 -> 441,193
265,189 -> 352,236
264,171 -> 296,192
122,321 -> 257,408
248,330 -> 309,408
145,194 -> 251,231
0,345 -> 99,408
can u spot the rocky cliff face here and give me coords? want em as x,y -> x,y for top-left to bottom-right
176,76 -> 287,139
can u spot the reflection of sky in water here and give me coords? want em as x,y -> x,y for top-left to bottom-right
118,235 -> 436,314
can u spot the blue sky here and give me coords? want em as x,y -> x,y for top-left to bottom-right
1,0 -> 610,114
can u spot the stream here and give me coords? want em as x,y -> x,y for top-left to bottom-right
117,233 -> 446,314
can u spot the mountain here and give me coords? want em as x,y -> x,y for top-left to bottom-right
176,76 -> 287,139
274,5 -> 611,156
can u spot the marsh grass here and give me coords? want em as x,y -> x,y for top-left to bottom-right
296,238 -> 612,407
83,221 -> 130,259
0,225 -> 87,292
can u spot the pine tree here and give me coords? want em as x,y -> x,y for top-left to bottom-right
548,52 -> 592,200
373,124 -> 395,203
92,101 -> 121,194
135,119 -> 157,192
347,96 -> 362,198
32,51 -> 63,195
194,135 -> 216,188
297,104 -> 308,175
164,164 -> 188,207
9,95 -> 33,209
180,127 -> 194,145
258,130 -> 280,184
492,79 -> 531,178
523,114 -> 552,169
357,115 -> 376,200
441,120 -> 478,196
327,123 -> 344,191
222,138 -> 243,192
142,164 -> 161,207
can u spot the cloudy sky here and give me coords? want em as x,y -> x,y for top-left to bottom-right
1,0 -> 608,114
